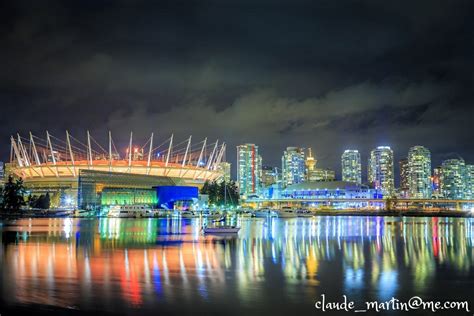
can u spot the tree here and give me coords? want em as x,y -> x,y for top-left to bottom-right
28,194 -> 38,207
29,193 -> 51,209
1,175 -> 26,211
226,180 -> 240,206
200,180 -> 240,207
209,181 -> 219,204
200,180 -> 210,195
201,180 -> 218,205
43,192 -> 51,209
218,180 -> 239,206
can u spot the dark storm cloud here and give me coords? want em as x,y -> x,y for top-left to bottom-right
0,0 -> 473,180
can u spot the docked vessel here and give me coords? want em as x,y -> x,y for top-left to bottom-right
273,207 -> 298,218
202,226 -> 240,234
239,210 -> 254,217
174,210 -> 198,218
253,208 -> 275,218
206,211 -> 224,219
107,205 -> 154,218
74,209 -> 96,217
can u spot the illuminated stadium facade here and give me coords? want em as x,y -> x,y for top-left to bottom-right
7,131 -> 226,209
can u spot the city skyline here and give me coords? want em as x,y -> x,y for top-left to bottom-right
233,141 -> 473,199
233,142 -> 472,186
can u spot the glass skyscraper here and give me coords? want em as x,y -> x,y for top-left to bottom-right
282,147 -> 305,187
368,146 -> 394,197
237,144 -> 262,197
441,158 -> 466,199
465,164 -> 474,199
408,146 -> 432,198
399,158 -> 409,198
341,150 -> 361,184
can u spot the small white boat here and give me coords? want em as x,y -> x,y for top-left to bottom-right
273,207 -> 298,218
239,210 -> 254,218
108,205 -> 153,218
203,226 -> 240,234
253,208 -> 275,218
179,210 -> 197,218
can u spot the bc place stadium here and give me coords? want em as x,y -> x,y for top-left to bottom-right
6,131 -> 226,210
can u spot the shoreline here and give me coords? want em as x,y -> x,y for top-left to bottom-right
310,209 -> 473,218
1,209 -> 473,219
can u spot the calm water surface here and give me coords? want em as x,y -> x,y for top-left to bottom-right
0,216 -> 473,315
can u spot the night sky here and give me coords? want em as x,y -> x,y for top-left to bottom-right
1,0 -> 473,182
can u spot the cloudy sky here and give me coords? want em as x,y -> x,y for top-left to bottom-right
1,0 -> 473,181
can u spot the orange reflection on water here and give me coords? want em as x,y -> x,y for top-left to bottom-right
2,225 -> 227,309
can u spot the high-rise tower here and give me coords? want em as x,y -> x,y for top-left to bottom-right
341,150 -> 361,184
441,158 -> 467,199
407,146 -> 432,198
282,147 -> 305,187
237,144 -> 262,197
368,146 -> 395,197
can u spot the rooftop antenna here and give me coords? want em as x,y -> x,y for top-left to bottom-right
87,130 -> 93,168
9,140 -> 13,163
128,131 -> 133,168
213,143 -> 226,169
10,136 -> 23,167
108,131 -> 113,172
147,132 -> 154,175
182,136 -> 192,168
17,134 -> 30,167
66,130 -> 76,177
46,131 -> 59,177
165,134 -> 173,167
206,140 -> 218,170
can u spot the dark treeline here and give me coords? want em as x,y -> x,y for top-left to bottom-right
0,175 -> 26,211
200,180 -> 239,206
28,193 -> 51,210
0,175 -> 51,211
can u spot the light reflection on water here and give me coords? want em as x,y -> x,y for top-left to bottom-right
0,216 -> 473,314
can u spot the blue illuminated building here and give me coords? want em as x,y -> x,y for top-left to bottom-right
154,186 -> 199,209
280,181 -> 380,199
